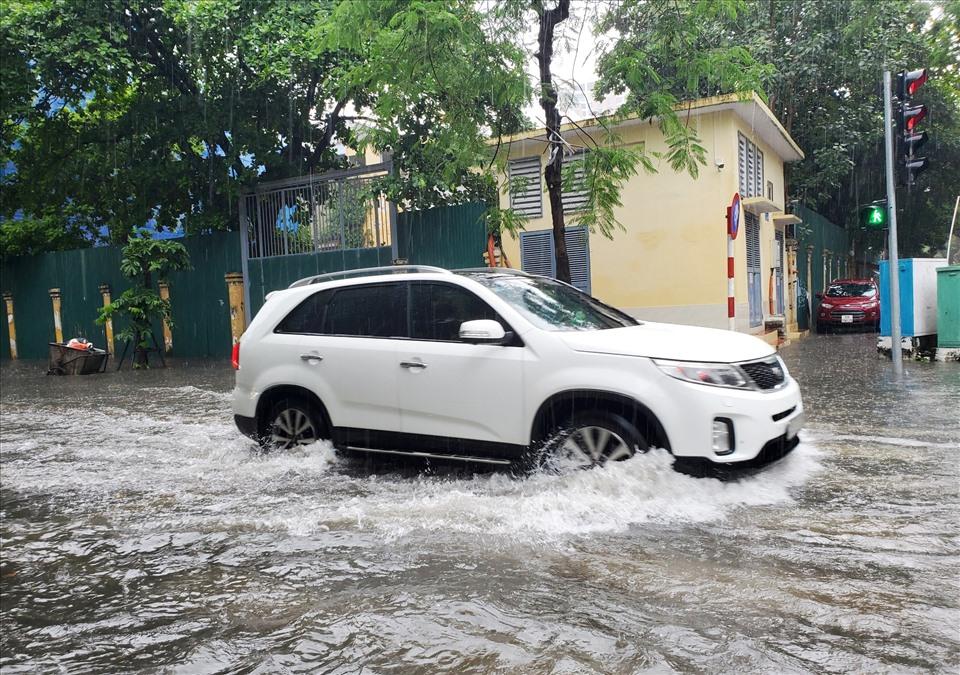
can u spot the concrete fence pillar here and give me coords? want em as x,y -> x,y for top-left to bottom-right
99,283 -> 114,355
158,280 -> 173,354
2,292 -> 17,359
49,288 -> 63,344
225,273 -> 246,345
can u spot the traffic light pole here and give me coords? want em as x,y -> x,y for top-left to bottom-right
883,70 -> 903,376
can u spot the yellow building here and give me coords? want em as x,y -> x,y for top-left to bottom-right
496,92 -> 805,336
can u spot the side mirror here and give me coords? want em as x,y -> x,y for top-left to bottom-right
459,319 -> 507,344
815,292 -> 823,300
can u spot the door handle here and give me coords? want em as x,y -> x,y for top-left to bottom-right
399,360 -> 427,369
300,353 -> 323,362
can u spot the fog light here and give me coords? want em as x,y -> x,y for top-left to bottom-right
712,418 -> 735,455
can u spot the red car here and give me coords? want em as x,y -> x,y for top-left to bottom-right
815,278 -> 880,333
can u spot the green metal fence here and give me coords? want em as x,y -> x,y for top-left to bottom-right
396,202 -> 488,270
793,205 -> 850,330
245,202 -> 488,318
246,246 -> 392,319
1,232 -> 241,360
0,203 -> 489,361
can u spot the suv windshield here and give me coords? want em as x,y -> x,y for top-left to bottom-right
825,283 -> 876,298
459,272 -> 638,331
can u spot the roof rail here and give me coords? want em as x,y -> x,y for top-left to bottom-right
453,267 -> 532,276
288,265 -> 451,288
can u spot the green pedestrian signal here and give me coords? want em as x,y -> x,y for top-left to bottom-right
861,203 -> 886,229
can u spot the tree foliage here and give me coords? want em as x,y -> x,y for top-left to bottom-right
607,0 -> 959,257
486,0 -> 770,281
1,0 -> 527,253
97,236 -> 190,367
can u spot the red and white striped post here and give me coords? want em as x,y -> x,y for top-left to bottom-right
726,193 -> 741,332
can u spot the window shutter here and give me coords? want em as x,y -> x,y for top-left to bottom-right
746,140 -> 756,198
564,227 -> 591,294
755,149 -> 764,199
508,157 -> 543,218
562,153 -> 590,214
519,230 -> 555,278
745,212 -> 761,269
738,133 -> 747,196
520,227 -> 591,294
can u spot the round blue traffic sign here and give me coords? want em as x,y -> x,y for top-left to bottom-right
727,193 -> 741,239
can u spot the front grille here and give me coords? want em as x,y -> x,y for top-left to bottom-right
752,433 -> 800,466
740,357 -> 786,390
831,310 -> 865,321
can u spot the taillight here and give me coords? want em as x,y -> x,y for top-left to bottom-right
231,341 -> 240,370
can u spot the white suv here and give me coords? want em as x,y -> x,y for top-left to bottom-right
232,266 -> 804,471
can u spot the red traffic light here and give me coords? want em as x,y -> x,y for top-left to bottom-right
903,104 -> 927,131
898,69 -> 928,99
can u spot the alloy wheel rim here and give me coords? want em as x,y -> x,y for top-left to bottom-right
270,408 -> 317,449
560,425 -> 632,467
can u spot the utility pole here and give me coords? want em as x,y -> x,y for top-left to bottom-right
883,70 -> 903,376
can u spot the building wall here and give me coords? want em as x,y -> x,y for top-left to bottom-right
498,108 -> 792,333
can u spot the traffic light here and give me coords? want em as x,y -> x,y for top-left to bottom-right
860,202 -> 887,229
896,68 -> 929,186
897,69 -> 928,98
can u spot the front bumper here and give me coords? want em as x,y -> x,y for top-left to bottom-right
654,369 -> 805,465
818,309 -> 879,326
234,414 -> 258,439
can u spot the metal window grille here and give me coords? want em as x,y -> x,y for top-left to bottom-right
508,156 -> 543,218
519,226 -> 591,294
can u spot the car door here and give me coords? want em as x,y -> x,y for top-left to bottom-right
397,281 -> 526,448
269,283 -> 404,433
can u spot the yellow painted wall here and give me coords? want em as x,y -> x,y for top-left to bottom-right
498,108 -> 791,332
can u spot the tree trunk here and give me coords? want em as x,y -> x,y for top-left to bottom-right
132,328 -> 149,368
535,0 -> 571,283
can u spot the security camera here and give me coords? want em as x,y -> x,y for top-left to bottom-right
715,158 -> 725,170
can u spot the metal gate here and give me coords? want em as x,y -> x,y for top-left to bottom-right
746,212 -> 762,327
239,163 -> 397,320
774,230 -> 785,315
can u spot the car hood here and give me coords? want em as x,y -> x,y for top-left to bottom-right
556,322 -> 776,363
821,296 -> 877,306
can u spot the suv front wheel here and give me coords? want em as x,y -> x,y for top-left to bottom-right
544,411 -> 648,470
263,396 -> 326,450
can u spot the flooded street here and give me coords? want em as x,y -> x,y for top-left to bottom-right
1,334 -> 958,673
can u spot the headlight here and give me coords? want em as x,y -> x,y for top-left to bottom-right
820,302 -> 833,309
654,359 -> 752,390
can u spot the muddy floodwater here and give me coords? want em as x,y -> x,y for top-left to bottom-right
1,333 -> 958,673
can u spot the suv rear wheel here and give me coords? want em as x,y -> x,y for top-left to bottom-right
263,396 -> 326,450
544,411 -> 648,470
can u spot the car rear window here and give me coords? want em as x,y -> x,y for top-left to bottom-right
275,290 -> 332,334
325,284 -> 406,337
275,284 -> 406,338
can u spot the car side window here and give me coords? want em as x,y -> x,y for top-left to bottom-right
275,290 -> 332,334
409,282 -> 501,341
324,283 -> 407,338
